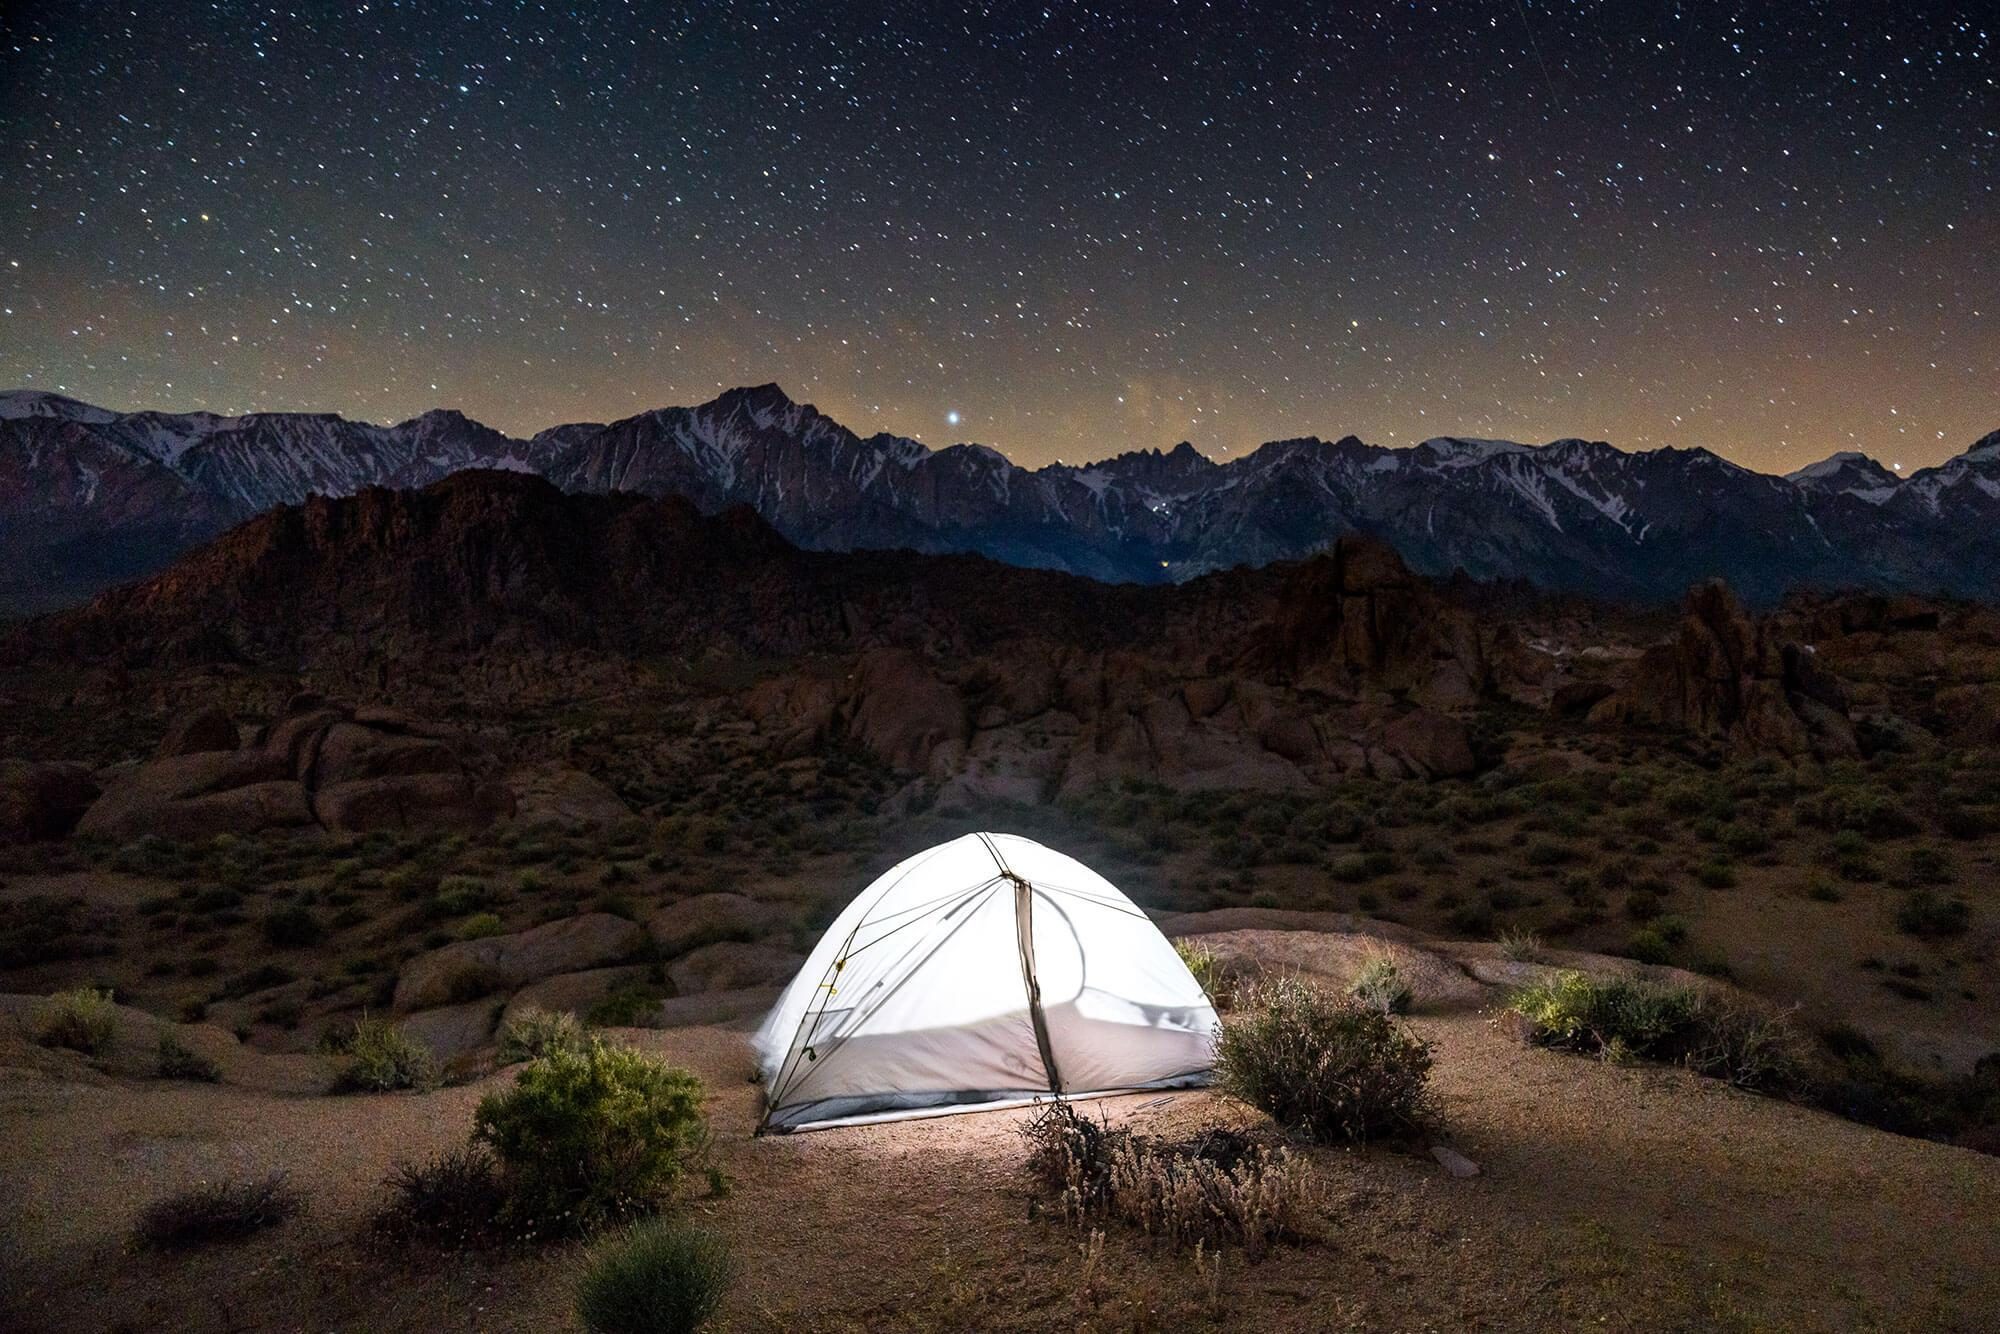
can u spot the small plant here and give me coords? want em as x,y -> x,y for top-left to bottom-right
1904,845 -> 1954,886
1214,976 -> 1433,1143
587,983 -> 665,1028
330,1015 -> 439,1093
1497,927 -> 1542,962
157,1033 -> 222,1082
473,1038 -> 709,1234
370,1146 -> 509,1249
1173,938 -> 1238,1007
1796,787 -> 1918,838
431,874 -> 499,917
132,1173 -> 302,1249
575,1216 -> 734,1334
458,911 -> 505,940
498,1006 -> 587,1064
31,986 -> 117,1055
1507,971 -> 1808,1092
1694,859 -> 1737,889
1345,951 -> 1412,1015
1896,890 -> 1970,938
261,905 -> 324,948
1021,1100 -> 1316,1259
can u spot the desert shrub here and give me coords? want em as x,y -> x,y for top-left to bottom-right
441,961 -> 510,1004
1813,1040 -> 2000,1148
1345,952 -> 1412,1015
1497,927 -> 1541,962
1021,1100 -> 1315,1259
473,1039 -> 709,1234
1714,822 -> 1771,857
132,1173 -> 301,1249
330,1015 -> 439,1093
370,1146 -> 510,1249
457,911 -> 506,940
1511,970 -> 1694,1055
1508,971 -> 1808,1091
574,1216 -> 734,1334
1904,845 -> 1954,886
261,905 -> 324,948
499,1006 -> 588,1064
1214,976 -> 1433,1143
157,1033 -> 221,1082
1896,890 -> 1970,939
1447,901 -> 1494,936
187,886 -> 245,915
0,893 -> 119,968
1796,787 -> 1917,837
587,983 -> 665,1028
213,963 -> 297,1000
1174,939 -> 1242,1008
1934,804 -> 1991,840
1694,859 -> 1737,889
429,875 -> 499,918
1625,927 -> 1674,964
1523,838 -> 1573,868
31,986 -> 116,1055
1805,876 -> 1843,903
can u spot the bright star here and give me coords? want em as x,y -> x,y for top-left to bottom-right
946,410 -> 961,427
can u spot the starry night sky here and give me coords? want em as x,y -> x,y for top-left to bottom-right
1,2 -> 1994,473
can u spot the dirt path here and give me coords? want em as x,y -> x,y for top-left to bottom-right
3,1013 -> 1995,1333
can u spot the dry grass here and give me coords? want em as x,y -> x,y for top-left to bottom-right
131,1172 -> 303,1250
1021,1100 -> 1317,1260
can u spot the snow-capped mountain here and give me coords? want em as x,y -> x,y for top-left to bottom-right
2,386 -> 1994,615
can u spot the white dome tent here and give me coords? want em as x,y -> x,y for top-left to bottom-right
755,832 -> 1220,1133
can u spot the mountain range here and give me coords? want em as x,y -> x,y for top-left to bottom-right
3,383 -> 1994,615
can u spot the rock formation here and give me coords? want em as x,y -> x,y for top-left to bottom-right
1588,581 -> 1858,758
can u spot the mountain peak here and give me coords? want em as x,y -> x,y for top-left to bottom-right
1787,451 -> 1901,500
708,382 -> 801,416
0,389 -> 122,425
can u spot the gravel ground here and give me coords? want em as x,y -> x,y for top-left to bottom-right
3,1005 -> 1996,1332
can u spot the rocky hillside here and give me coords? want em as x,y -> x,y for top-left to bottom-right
5,385 -> 1995,614
13,470 -> 1991,818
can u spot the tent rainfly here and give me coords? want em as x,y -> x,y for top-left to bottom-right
754,832 -> 1220,1133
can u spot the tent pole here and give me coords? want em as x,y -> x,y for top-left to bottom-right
1009,870 -> 1064,1096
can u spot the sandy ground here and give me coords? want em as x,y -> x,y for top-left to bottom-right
3,1003 -> 1997,1334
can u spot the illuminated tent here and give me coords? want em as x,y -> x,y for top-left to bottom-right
755,832 -> 1219,1133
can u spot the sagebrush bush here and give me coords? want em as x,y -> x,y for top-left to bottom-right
31,986 -> 117,1055
458,911 -> 505,940
498,1006 -> 588,1064
474,1038 -> 709,1234
157,1032 -> 221,1082
1896,889 -> 1970,938
587,983 -> 664,1028
575,1217 -> 734,1334
1021,1100 -> 1315,1259
1214,976 -> 1433,1143
132,1172 -> 301,1249
1795,787 -> 1917,837
261,904 -> 323,948
330,1015 -> 439,1093
1173,939 -> 1240,1007
370,1146 -> 510,1249
1507,970 -> 1809,1092
1345,952 -> 1412,1015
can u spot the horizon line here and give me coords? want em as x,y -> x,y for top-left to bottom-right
2,382 -> 1990,483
